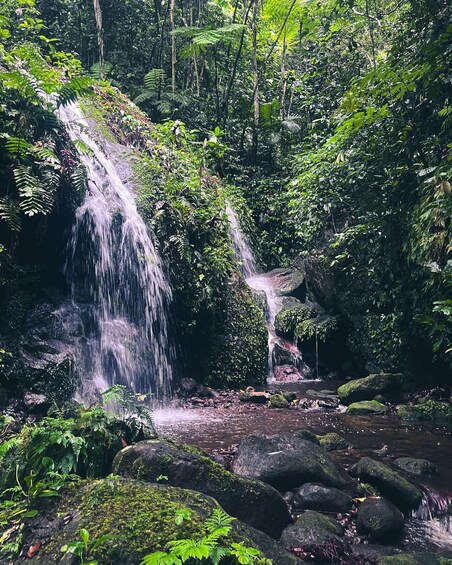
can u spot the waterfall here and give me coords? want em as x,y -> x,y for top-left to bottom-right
59,103 -> 176,403
225,205 -> 305,379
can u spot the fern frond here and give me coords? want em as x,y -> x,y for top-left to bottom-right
57,76 -> 93,107
3,137 -> 33,159
14,165 -> 54,216
140,552 -> 182,565
134,90 -> 157,105
144,69 -> 166,92
70,165 -> 88,193
90,61 -> 113,79
205,508 -> 234,532
0,197 -> 21,231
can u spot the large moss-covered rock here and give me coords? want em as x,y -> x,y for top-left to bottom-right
231,433 -> 349,490
357,498 -> 404,540
112,439 -> 290,538
397,401 -> 452,425
337,373 -> 411,405
355,457 -> 422,511
18,478 -> 297,564
346,400 -> 389,415
280,510 -> 343,548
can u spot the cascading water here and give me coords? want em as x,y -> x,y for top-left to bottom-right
226,205 -> 305,378
59,103 -> 176,402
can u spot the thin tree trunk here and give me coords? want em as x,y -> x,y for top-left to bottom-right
170,0 -> 177,93
251,0 -> 259,160
93,0 -> 104,79
280,36 -> 287,121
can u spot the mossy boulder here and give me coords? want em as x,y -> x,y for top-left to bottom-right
380,553 -> 452,564
318,432 -> 350,451
346,400 -> 389,415
280,510 -> 343,548
112,439 -> 290,538
337,373 -> 411,405
397,401 -> 452,425
231,433 -> 349,491
293,483 -> 353,513
356,498 -> 404,540
275,304 -> 316,339
18,478 -> 297,564
394,457 -> 438,476
294,429 -> 320,445
269,393 -> 290,408
355,457 -> 422,511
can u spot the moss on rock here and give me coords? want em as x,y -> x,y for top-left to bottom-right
337,373 -> 411,405
397,400 -> 452,425
269,393 -> 290,408
21,478 -> 296,564
346,400 -> 389,415
318,432 -> 350,451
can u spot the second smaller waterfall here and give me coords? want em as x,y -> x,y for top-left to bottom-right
226,205 -> 306,379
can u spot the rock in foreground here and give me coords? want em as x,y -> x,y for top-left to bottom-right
112,439 -> 290,538
18,478 -> 296,564
293,483 -> 353,513
357,498 -> 404,540
280,510 -> 344,548
338,373 -> 411,405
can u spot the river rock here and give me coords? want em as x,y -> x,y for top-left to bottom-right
112,439 -> 290,538
269,393 -> 290,408
337,373 -> 411,405
239,391 -> 270,404
318,433 -> 350,451
14,478 -> 297,565
23,392 -> 50,414
346,400 -> 389,415
264,268 -> 306,297
397,400 -> 452,425
280,510 -> 343,548
231,433 -> 349,490
394,457 -> 438,476
294,429 -> 320,445
293,483 -> 353,513
355,457 -> 422,511
357,498 -> 404,540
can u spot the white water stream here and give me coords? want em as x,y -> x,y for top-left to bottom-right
59,103 -> 176,402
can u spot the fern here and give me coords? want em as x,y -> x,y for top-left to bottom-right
0,197 -> 21,231
141,552 -> 182,565
90,61 -> 113,79
3,137 -> 33,159
144,69 -> 167,92
57,76 -> 93,107
70,164 -> 88,192
14,166 -> 54,216
205,508 -> 234,532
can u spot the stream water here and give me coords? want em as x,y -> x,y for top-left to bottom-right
59,104 -> 176,402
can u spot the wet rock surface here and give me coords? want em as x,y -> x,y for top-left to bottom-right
293,483 -> 353,513
354,457 -> 423,511
356,498 -> 405,540
231,432 -> 350,490
280,510 -> 344,548
394,457 -> 438,476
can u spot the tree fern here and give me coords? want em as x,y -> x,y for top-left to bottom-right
144,69 -> 167,92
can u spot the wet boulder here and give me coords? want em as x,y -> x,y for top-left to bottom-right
293,483 -> 353,513
23,392 -> 50,414
357,498 -> 404,540
15,478 -> 297,565
337,373 -> 411,405
112,439 -> 290,538
239,390 -> 270,404
280,510 -> 343,548
346,400 -> 389,415
231,433 -> 349,490
394,457 -> 438,476
355,457 -> 422,511
264,268 -> 306,298
179,377 -> 198,394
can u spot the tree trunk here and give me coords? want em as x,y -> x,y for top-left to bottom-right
93,0 -> 105,79
170,0 -> 177,93
251,0 -> 259,160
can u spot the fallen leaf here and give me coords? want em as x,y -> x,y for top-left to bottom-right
27,540 -> 42,558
